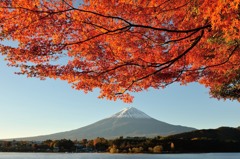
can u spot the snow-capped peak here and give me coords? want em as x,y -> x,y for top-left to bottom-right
110,107 -> 152,119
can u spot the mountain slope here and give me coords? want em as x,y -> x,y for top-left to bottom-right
13,107 -> 196,141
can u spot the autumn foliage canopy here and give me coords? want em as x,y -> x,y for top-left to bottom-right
0,0 -> 239,102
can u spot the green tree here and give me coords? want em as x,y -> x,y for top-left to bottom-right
93,137 -> 108,152
57,139 -> 75,152
210,70 -> 240,101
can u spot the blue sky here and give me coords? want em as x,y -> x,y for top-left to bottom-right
0,42 -> 239,139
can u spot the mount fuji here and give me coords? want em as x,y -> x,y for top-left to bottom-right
14,107 -> 196,141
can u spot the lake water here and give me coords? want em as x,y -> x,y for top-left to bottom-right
0,153 -> 240,159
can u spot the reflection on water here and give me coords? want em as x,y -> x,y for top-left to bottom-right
0,153 -> 240,159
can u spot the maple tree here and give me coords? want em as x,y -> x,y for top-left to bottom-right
0,0 -> 239,102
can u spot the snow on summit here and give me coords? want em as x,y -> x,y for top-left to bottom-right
110,107 -> 152,119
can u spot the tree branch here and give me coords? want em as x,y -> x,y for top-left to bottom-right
117,30 -> 204,95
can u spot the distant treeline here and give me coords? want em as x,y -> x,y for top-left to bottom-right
1,136 -> 240,153
1,127 -> 240,153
